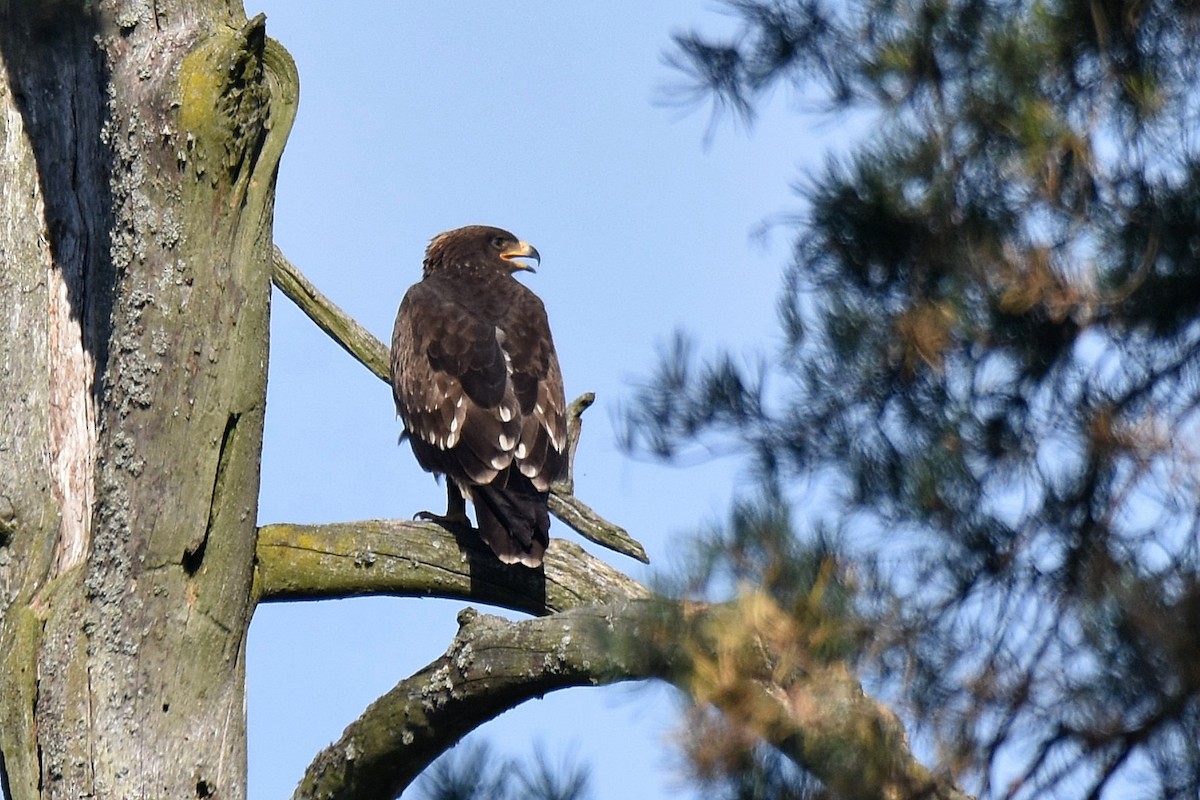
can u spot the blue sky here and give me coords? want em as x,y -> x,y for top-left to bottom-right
247,3 -> 840,797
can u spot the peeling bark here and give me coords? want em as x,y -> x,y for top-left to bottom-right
47,259 -> 97,577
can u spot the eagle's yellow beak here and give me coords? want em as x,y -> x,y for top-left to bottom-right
499,240 -> 541,272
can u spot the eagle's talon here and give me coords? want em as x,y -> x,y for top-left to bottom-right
414,510 -> 472,528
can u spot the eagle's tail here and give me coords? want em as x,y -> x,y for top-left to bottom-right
471,472 -> 550,568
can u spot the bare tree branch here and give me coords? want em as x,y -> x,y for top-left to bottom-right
289,603 -> 659,800
557,393 -> 592,494
271,245 -> 390,382
289,599 -> 971,800
270,245 -> 649,563
254,520 -> 650,615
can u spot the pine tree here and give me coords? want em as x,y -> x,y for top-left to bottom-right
629,1 -> 1200,796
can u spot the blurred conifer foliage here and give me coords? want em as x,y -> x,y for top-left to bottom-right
625,0 -> 1200,796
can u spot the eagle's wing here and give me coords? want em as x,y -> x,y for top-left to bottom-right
390,281 -> 522,486
501,290 -> 568,492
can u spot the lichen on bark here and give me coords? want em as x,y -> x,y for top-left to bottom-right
0,5 -> 298,799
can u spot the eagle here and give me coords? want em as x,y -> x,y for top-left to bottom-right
390,225 -> 568,567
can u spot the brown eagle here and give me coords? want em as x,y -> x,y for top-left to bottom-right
390,225 -> 567,567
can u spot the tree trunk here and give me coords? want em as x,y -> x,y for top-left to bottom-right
0,3 -> 296,798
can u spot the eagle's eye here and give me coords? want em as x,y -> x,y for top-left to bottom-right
490,236 -> 508,250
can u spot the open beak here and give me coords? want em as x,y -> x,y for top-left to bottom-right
499,240 -> 541,272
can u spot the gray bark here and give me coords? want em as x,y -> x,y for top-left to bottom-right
0,3 -> 297,798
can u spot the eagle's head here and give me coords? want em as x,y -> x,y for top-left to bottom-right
423,225 -> 541,278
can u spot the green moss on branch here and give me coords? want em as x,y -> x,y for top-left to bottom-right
254,520 -> 650,615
